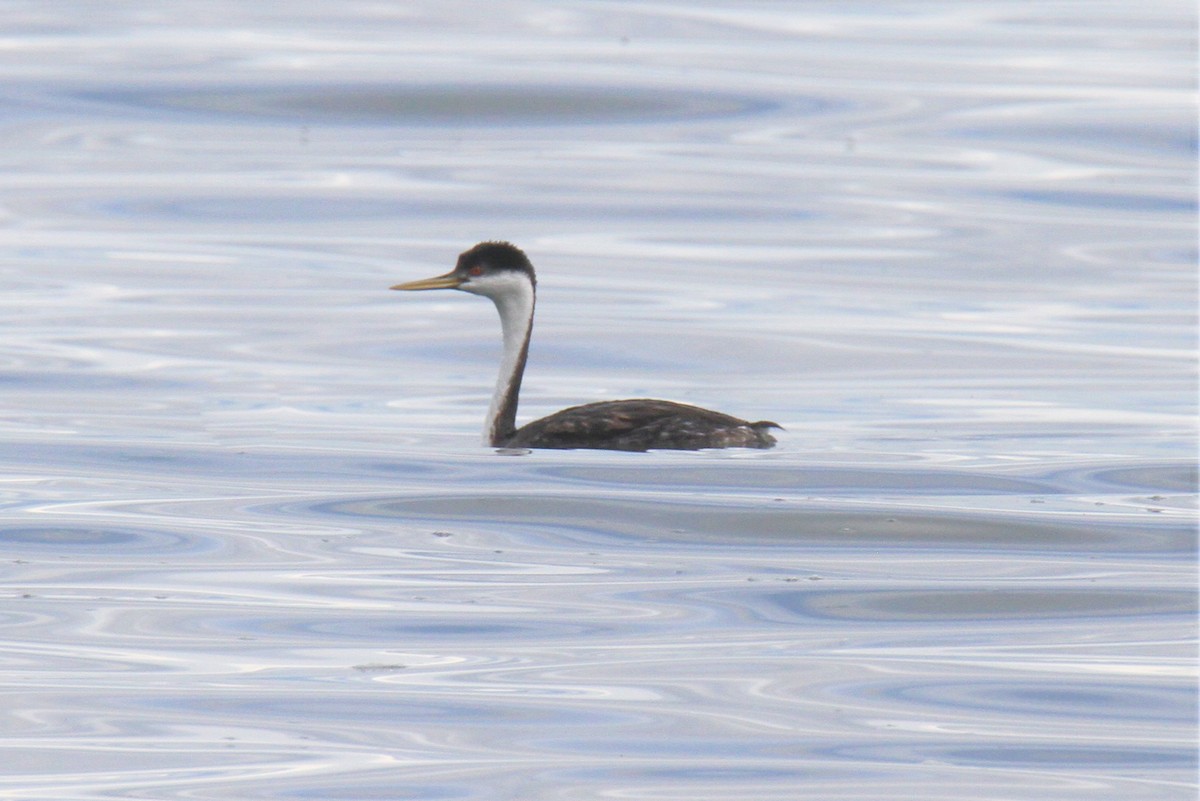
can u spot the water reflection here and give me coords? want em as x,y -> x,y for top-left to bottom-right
1,524 -> 212,554
880,681 -> 1196,722
769,588 -> 1198,622
80,84 -> 787,126
338,493 -> 1194,553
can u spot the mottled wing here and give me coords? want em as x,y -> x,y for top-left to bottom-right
504,399 -> 778,451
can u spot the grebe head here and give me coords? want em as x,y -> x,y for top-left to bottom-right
391,241 -> 536,301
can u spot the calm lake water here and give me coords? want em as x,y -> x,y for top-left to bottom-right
1,2 -> 1196,799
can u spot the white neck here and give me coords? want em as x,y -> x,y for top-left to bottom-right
468,273 -> 535,446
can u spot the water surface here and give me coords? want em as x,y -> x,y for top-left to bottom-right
0,2 -> 1195,800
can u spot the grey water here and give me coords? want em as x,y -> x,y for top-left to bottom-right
1,2 -> 1196,800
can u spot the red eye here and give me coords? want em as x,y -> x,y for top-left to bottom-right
468,265 -> 484,277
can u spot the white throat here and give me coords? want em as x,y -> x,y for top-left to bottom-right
465,272 -> 535,445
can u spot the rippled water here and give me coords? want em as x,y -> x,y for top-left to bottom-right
1,2 -> 1196,800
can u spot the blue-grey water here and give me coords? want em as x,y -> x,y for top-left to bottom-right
1,2 -> 1196,800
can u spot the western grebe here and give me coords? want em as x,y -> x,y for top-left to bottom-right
391,241 -> 779,451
